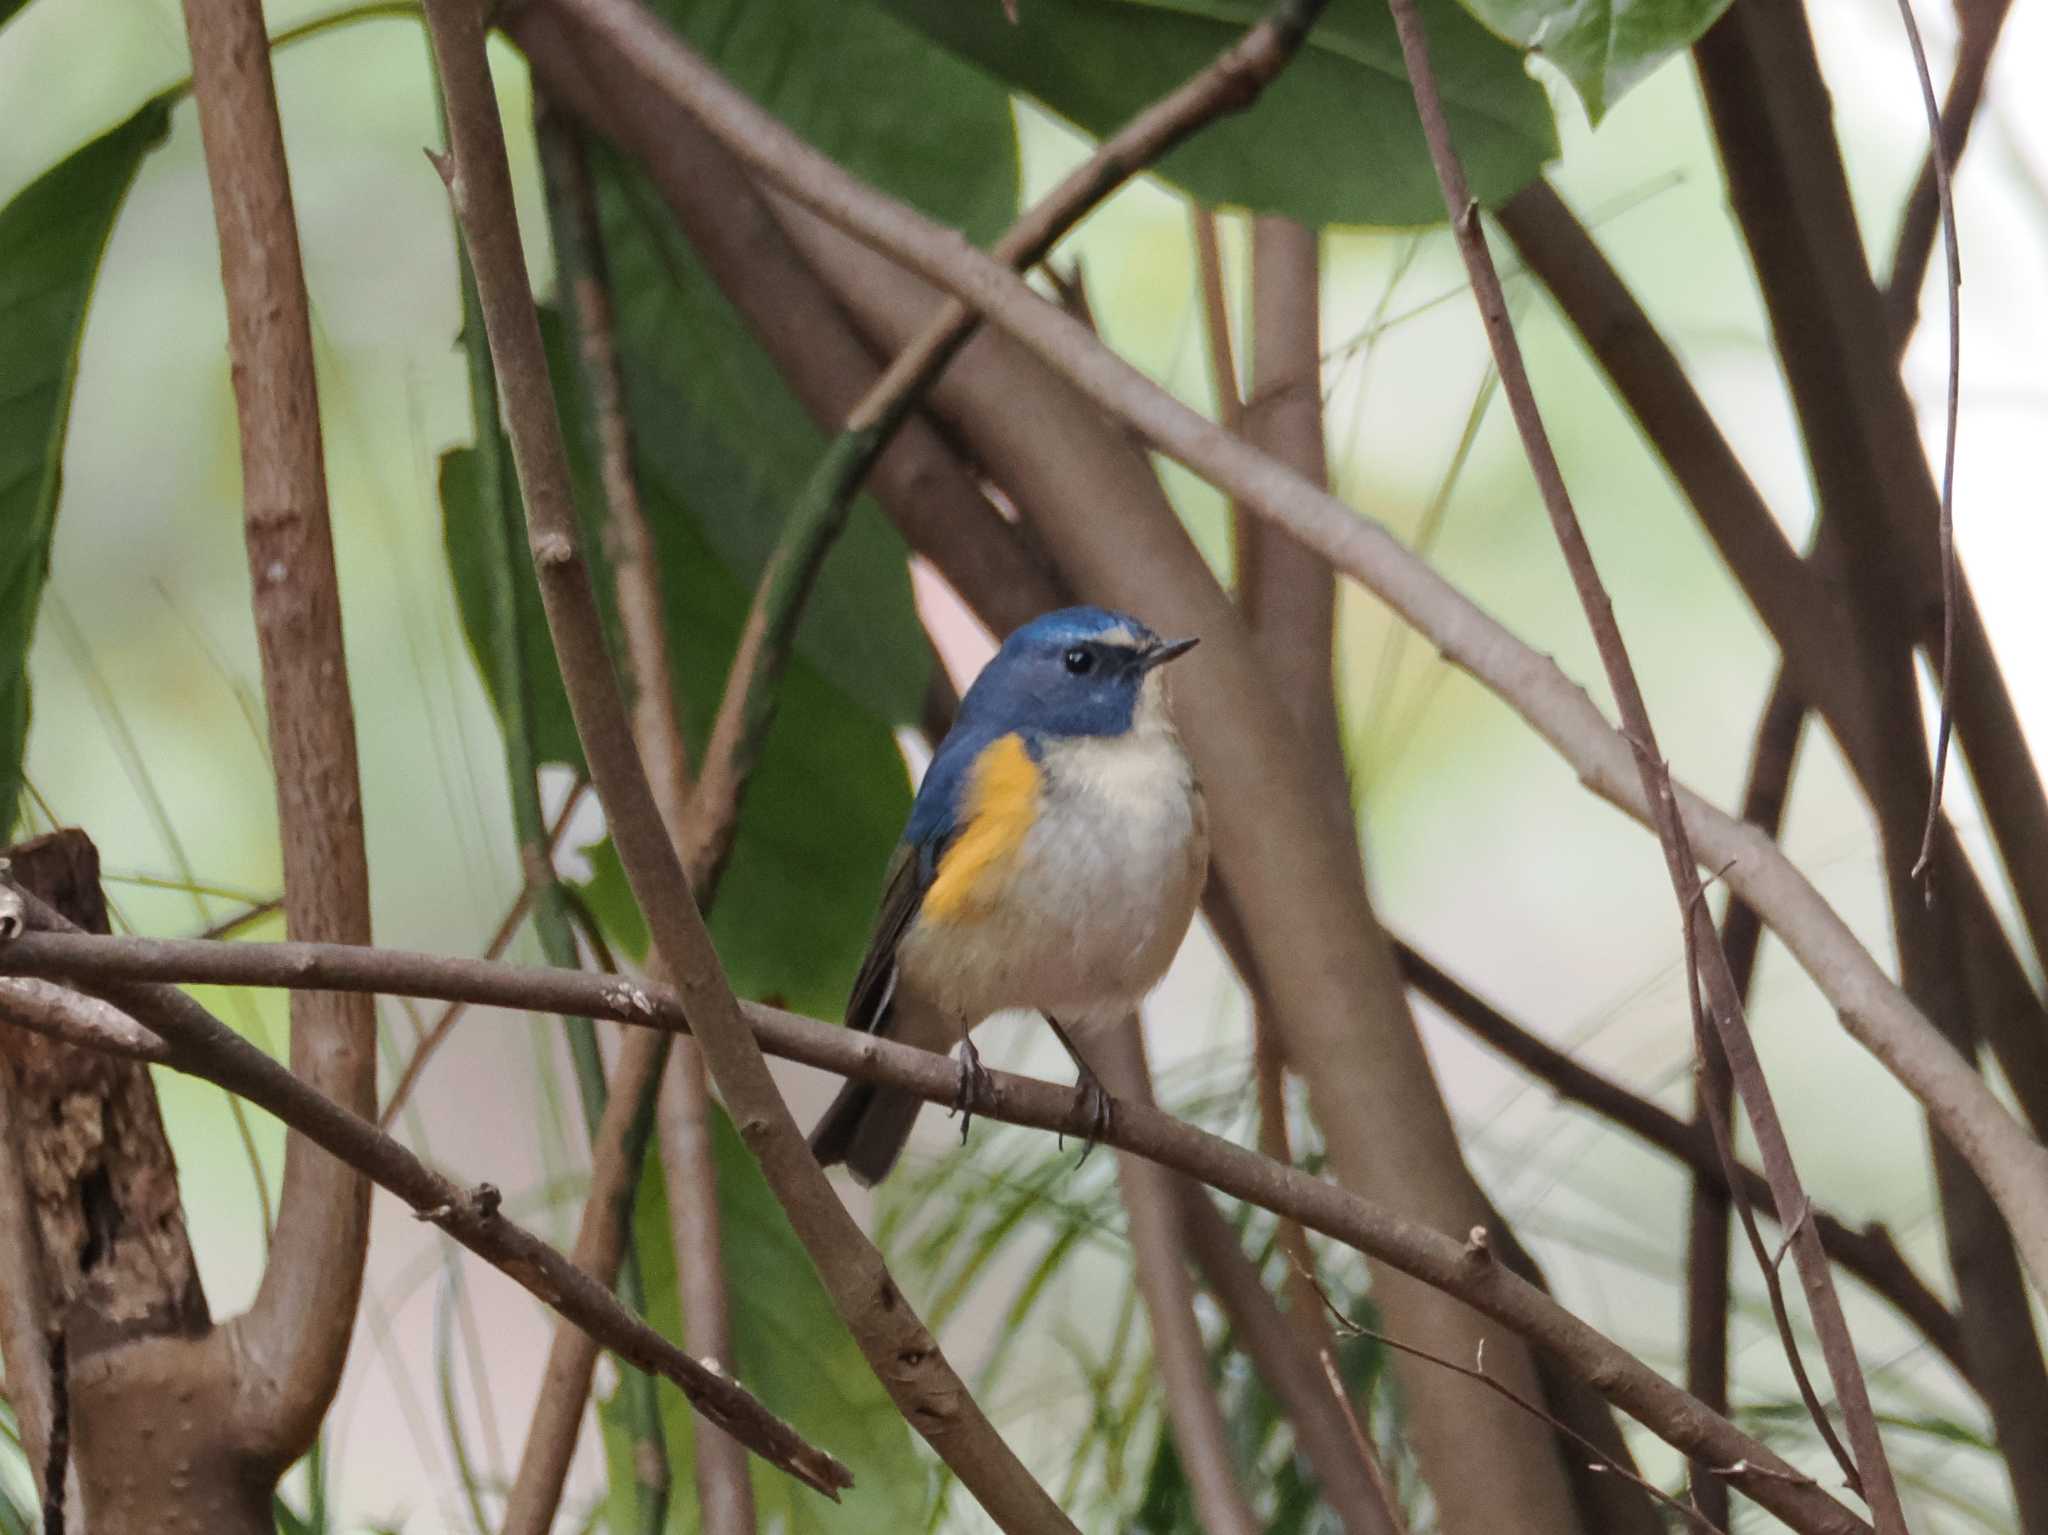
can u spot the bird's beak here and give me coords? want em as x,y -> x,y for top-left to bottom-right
1141,636 -> 1200,671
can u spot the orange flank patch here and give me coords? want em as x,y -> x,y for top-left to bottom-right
923,733 -> 1040,923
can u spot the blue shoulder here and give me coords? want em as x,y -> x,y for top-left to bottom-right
904,723 -> 1040,873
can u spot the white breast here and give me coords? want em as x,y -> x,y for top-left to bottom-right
898,699 -> 1207,1030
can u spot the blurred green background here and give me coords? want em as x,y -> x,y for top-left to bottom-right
3,0 -> 2046,1528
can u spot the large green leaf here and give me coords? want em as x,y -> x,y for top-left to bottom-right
441,312 -> 915,1018
873,0 -> 1556,227
655,0 -> 1018,246
599,1109 -> 929,1532
0,101 -> 168,837
1450,0 -> 1731,121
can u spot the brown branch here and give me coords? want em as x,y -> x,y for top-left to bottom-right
502,1027 -> 673,1535
379,778 -> 588,1129
1885,0 -> 2012,350
1092,1021 -> 1262,1535
0,928 -> 1873,1535
1236,210 -> 1355,1362
1493,182 -> 2048,1153
1394,941 -> 1967,1379
1693,1 -> 2048,1088
181,0 -> 377,1462
1688,671 -> 1804,1528
1177,1191 -> 1410,1535
419,2 -> 1079,1527
1316,1352 -> 1411,1535
0,899 -> 847,1497
1891,0 -> 1962,883
513,100 -> 740,1535
523,0 -> 2048,1311
1331,1314 -> 1724,1535
1383,0 -> 1904,1521
653,1039 -> 753,1533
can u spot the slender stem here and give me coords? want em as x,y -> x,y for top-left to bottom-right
1686,671 -> 1805,1526
1893,0 -> 1962,884
1093,1020 -> 1262,1535
1395,940 -> 1967,1380
417,1 -> 1078,1526
1380,0 -> 1902,1521
181,0 -> 378,1460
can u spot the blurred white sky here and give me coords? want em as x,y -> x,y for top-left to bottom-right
3,0 -> 2046,1528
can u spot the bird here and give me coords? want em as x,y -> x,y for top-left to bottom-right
809,605 -> 1208,1185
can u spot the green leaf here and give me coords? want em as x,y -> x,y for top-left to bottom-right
0,0 -> 30,32
599,1108 -> 930,1532
442,307 -> 915,1018
1449,0 -> 1731,121
653,0 -> 1018,245
872,0 -> 1556,227
0,100 -> 169,837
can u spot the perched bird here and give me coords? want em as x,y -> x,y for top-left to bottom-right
809,606 -> 1208,1185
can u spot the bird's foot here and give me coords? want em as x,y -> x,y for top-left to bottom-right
950,1037 -> 996,1145
1060,1063 -> 1114,1167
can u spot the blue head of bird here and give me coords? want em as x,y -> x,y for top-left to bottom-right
954,606 -> 1199,744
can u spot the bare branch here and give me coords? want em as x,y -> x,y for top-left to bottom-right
1694,1 -> 2048,1089
1378,0 -> 1904,1517
0,903 -> 846,1497
0,925 -> 1874,1535
1687,671 -> 1804,1528
1178,1189 -> 1408,1535
180,0 -> 380,1459
1885,0 -> 2012,349
419,0 -> 1081,1525
502,1028 -> 673,1535
1092,1020 -> 1262,1535
1890,0 -> 1962,883
1395,940 -> 1965,1376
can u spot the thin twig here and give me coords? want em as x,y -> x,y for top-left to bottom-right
0,900 -> 848,1497
380,779 -> 588,1129
1315,1351 -> 1410,1535
1313,1309 -> 1727,1535
1176,1190 -> 1408,1535
1681,901 -> 1860,1494
1688,671 -> 1805,1528
530,99 -> 755,1535
1884,0 -> 2011,350
0,926 -> 1876,1535
1380,0 -> 1903,1523
1896,0 -> 1962,886
418,0 -> 1080,1525
1094,1021 -> 1262,1535
1393,940 -> 1966,1378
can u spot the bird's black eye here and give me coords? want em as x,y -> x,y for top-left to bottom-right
1062,646 -> 1095,676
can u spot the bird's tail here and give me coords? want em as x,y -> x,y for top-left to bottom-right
809,1078 -> 924,1186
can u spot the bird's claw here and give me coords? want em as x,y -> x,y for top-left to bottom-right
1059,1067 -> 1114,1166
950,1039 -> 996,1145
